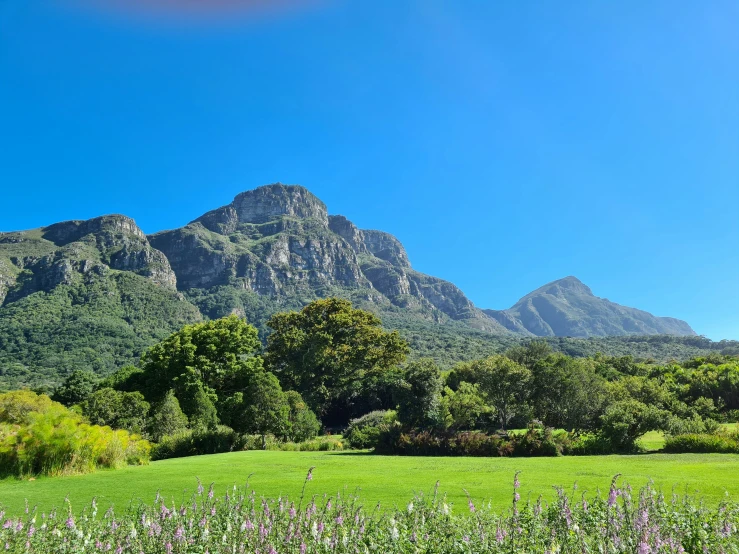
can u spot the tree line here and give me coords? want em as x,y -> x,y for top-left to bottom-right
45,297 -> 739,457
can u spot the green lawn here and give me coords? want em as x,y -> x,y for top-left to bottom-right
2,451 -> 739,516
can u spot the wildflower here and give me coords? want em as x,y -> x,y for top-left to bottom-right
390,524 -> 399,541
468,500 -> 476,513
407,501 -> 414,513
65,517 -> 75,530
335,515 -> 343,525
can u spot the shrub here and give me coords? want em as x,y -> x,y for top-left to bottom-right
599,399 -> 667,452
510,425 -> 566,457
265,436 -> 345,452
283,391 -> 321,442
344,410 -> 396,449
375,425 -> 565,457
148,390 -> 189,442
663,433 -> 739,454
151,426 -> 246,461
564,433 -> 616,455
666,414 -> 720,436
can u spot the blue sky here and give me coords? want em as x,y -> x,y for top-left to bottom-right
1,1 -> 737,340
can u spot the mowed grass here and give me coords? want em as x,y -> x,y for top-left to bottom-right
2,451 -> 739,515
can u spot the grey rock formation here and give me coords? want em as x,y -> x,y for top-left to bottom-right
0,215 -> 177,305
485,276 -> 695,337
149,183 -> 505,330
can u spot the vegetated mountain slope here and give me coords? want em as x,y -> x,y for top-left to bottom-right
485,276 -> 695,338
0,216 -> 202,389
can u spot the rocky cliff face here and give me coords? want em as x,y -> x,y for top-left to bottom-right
150,184 -> 504,331
0,215 -> 178,305
485,276 -> 695,337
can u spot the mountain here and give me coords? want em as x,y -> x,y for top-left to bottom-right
0,215 -> 202,388
147,184 -> 507,333
485,276 -> 695,338
0,183 -> 708,389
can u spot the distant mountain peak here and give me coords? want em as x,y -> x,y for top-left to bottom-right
486,276 -> 695,338
531,276 -> 593,298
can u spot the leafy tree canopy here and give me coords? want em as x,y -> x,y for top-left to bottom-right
265,298 -> 409,413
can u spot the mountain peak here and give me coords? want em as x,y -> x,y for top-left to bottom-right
43,214 -> 145,246
538,276 -> 593,297
486,276 -> 695,338
192,183 -> 329,232
232,183 -> 328,225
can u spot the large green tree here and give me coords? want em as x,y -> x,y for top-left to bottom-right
80,388 -> 150,435
531,354 -> 608,431
221,370 -> 290,448
139,315 -> 263,425
396,359 -> 445,429
450,355 -> 532,431
265,298 -> 409,414
52,370 -> 98,406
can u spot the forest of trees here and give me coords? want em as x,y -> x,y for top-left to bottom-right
3,297 -> 739,477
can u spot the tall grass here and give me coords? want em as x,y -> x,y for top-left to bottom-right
0,391 -> 149,478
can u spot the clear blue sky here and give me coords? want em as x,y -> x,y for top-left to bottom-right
1,1 -> 737,340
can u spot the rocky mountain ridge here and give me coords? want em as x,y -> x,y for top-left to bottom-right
1,184 -> 696,340
147,184 -> 504,332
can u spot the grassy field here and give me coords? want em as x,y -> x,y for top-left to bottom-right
2,451 -> 739,516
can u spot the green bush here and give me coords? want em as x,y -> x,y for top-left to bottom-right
375,424 -> 565,457
510,425 -> 565,457
665,414 -> 720,436
151,426 -> 246,460
266,435 -> 345,452
345,410 -> 396,449
663,433 -> 739,454
564,433 -> 616,455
